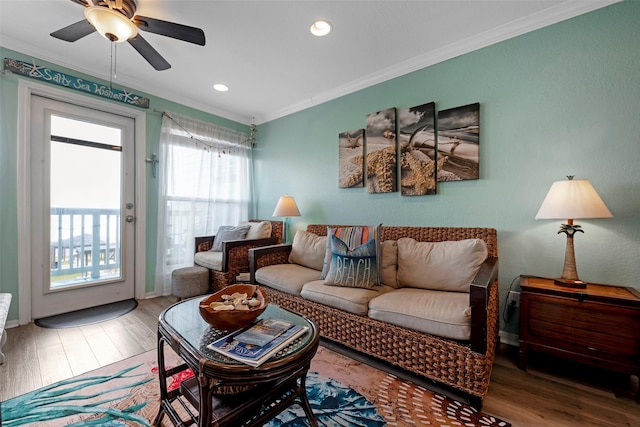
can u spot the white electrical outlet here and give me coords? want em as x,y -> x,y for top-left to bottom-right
507,291 -> 520,308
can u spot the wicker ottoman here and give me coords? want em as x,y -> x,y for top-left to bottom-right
171,266 -> 209,300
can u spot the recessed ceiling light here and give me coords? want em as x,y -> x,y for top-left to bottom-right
213,83 -> 229,92
310,20 -> 332,37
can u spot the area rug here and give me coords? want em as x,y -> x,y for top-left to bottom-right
34,299 -> 138,329
1,346 -> 510,427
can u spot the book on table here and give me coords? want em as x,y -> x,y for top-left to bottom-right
207,319 -> 308,367
235,272 -> 251,283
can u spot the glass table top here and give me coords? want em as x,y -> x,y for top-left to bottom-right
160,296 -> 315,366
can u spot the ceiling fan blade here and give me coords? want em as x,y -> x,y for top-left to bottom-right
69,0 -> 90,7
133,15 -> 205,46
50,19 -> 96,42
128,34 -> 171,70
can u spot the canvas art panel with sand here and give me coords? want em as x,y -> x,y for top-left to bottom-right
398,102 -> 442,196
338,128 -> 365,188
365,107 -> 397,193
437,103 -> 480,181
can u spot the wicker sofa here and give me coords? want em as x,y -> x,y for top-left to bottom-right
248,224 -> 499,408
194,220 -> 282,290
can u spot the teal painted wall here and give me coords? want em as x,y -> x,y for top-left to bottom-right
0,47 -> 249,322
253,2 -> 640,334
2,3 -> 639,336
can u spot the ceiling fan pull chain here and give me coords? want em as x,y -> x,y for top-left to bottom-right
109,41 -> 114,91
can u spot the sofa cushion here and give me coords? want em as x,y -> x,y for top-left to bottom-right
255,264 -> 322,296
301,281 -> 394,316
324,235 -> 378,289
194,250 -> 223,271
380,240 -> 398,288
288,230 -> 326,271
211,225 -> 251,252
368,288 -> 472,340
239,221 -> 272,240
397,238 -> 488,292
321,225 -> 381,283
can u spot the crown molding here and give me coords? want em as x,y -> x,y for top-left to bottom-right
3,0 -> 620,126
257,0 -> 620,124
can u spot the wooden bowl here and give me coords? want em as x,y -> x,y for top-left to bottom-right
199,284 -> 268,330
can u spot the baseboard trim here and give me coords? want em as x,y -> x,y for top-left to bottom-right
5,319 -> 19,329
499,331 -> 520,347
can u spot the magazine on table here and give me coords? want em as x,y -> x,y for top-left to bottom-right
207,319 -> 308,367
234,318 -> 294,346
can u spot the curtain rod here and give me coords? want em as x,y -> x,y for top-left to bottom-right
154,108 -> 251,153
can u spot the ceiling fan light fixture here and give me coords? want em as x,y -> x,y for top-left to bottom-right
85,6 -> 137,42
310,20 -> 332,37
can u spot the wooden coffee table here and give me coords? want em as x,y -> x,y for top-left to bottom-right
153,298 -> 320,426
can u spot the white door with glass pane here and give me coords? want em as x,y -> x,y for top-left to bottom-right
30,96 -> 136,318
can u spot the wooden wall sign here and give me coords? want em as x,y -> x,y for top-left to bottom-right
3,58 -> 150,109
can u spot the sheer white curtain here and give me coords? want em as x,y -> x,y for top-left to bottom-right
155,112 -> 251,295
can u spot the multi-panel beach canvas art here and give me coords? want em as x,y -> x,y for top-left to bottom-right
365,108 -> 397,193
437,103 -> 480,181
338,129 -> 365,188
337,102 -> 480,191
398,102 -> 440,195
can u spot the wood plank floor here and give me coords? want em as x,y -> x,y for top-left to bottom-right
1,296 -> 638,426
0,296 -> 174,402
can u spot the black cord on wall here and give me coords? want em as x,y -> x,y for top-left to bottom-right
502,276 -> 519,323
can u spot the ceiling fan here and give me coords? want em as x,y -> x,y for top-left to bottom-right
50,0 -> 205,71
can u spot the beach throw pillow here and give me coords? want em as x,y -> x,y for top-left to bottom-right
321,225 -> 381,282
289,230 -> 327,271
397,238 -> 488,292
210,225 -> 251,252
324,234 -> 379,289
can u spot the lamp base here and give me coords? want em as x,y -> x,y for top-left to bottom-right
553,278 -> 587,288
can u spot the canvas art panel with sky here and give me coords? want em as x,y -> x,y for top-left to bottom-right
398,102 -> 439,195
437,103 -> 480,181
365,108 -> 397,193
338,129 -> 365,188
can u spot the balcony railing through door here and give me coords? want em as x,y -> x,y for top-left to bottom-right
50,207 -> 121,289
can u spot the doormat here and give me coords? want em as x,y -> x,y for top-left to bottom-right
34,299 -> 138,329
1,346 -> 510,426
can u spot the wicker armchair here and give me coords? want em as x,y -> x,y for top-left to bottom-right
250,224 -> 499,408
195,220 -> 282,291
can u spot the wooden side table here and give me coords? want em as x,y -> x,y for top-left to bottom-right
518,275 -> 640,401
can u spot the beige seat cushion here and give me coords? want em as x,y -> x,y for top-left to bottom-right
368,288 -> 472,340
194,251 -> 223,271
301,281 -> 394,316
288,230 -> 327,271
397,238 -> 487,292
239,221 -> 273,240
255,264 -> 321,296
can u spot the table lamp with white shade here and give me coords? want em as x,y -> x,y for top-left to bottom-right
272,195 -> 301,244
535,176 -> 612,288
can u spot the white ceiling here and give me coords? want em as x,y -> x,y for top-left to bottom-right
0,1 -> 618,125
